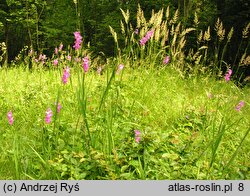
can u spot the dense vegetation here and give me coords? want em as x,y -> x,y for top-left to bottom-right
0,1 -> 249,180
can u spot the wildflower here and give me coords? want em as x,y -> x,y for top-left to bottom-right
59,43 -> 63,51
163,56 -> 170,64
35,59 -> 38,63
134,130 -> 141,143
38,54 -> 46,64
7,111 -> 14,125
73,31 -> 82,50
67,55 -> 72,61
45,108 -> 53,124
235,101 -> 245,111
117,64 -> 124,74
55,47 -> 58,55
134,28 -> 139,35
62,66 -> 70,84
82,57 -> 89,73
225,69 -> 232,82
39,54 -> 46,61
56,102 -> 62,113
140,30 -> 154,46
53,59 -> 58,66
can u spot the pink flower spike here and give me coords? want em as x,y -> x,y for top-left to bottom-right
134,130 -> 141,143
59,43 -> 63,51
67,55 -> 72,61
56,102 -> 62,113
146,30 -> 154,39
225,69 -> 232,82
45,108 -> 53,124
235,101 -> 245,111
53,59 -> 58,66
163,56 -> 170,64
73,31 -> 82,50
62,66 -> 70,84
134,28 -> 139,34
82,57 -> 89,73
55,47 -> 58,55
139,29 -> 154,46
7,111 -> 14,125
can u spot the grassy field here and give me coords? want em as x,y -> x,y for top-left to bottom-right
0,64 -> 249,180
0,6 -> 249,180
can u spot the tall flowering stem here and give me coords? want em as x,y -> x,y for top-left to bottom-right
140,30 -> 154,46
82,57 -> 89,73
134,130 -> 141,143
45,108 -> 53,124
62,66 -> 70,84
225,69 -> 232,82
235,101 -> 245,111
163,56 -> 170,64
7,111 -> 14,125
73,31 -> 82,50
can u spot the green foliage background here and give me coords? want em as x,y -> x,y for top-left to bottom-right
0,0 -> 249,62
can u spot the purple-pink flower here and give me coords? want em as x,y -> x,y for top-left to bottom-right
67,55 -> 72,61
235,101 -> 245,111
45,108 -> 53,124
56,102 -> 62,113
117,64 -> 124,74
7,111 -> 14,125
62,66 -> 70,84
225,69 -> 232,82
55,47 -> 58,55
73,31 -> 82,50
134,130 -> 141,143
134,28 -> 139,35
53,59 -> 58,66
163,56 -> 170,64
140,30 -> 154,46
82,57 -> 89,73
59,43 -> 63,51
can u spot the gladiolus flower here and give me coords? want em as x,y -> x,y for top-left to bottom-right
82,57 -> 89,73
53,59 -> 58,66
140,30 -> 154,46
235,101 -> 245,111
59,43 -> 63,51
67,55 -> 71,61
55,47 -> 58,55
45,108 -> 53,124
56,102 -> 62,113
163,56 -> 170,64
7,111 -> 14,125
225,69 -> 232,82
62,66 -> 70,84
134,130 -> 141,143
73,31 -> 82,50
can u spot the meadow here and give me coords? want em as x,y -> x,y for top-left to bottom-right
0,6 -> 249,180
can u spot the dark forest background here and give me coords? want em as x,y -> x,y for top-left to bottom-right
0,0 -> 249,66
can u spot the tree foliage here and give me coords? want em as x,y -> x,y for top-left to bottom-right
0,0 -> 248,64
